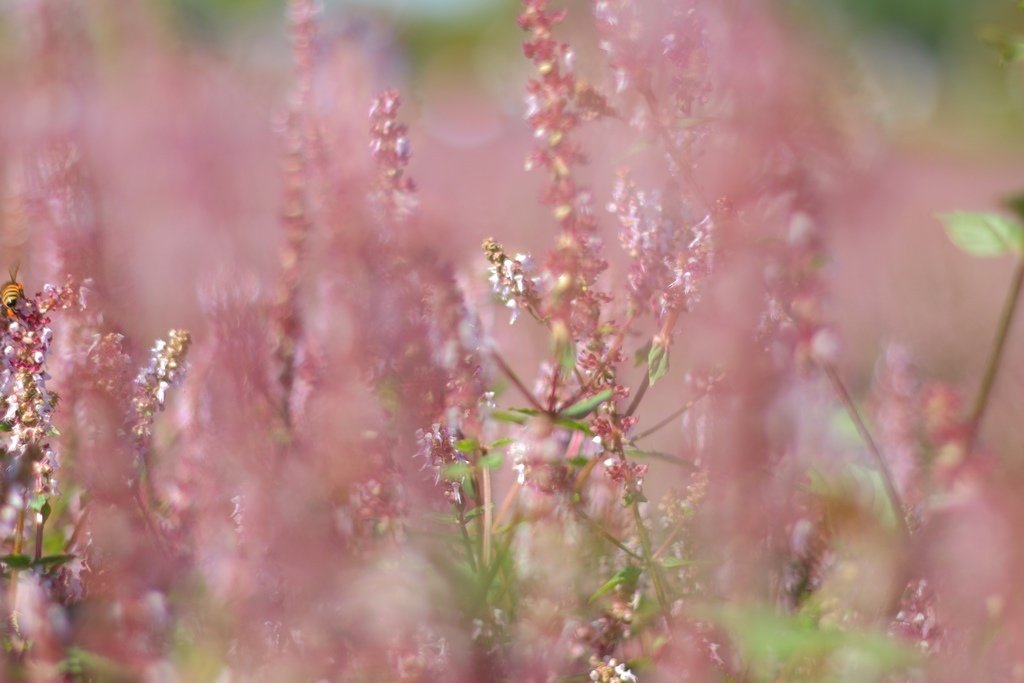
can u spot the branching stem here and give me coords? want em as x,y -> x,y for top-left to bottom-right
823,363 -> 910,542
491,349 -> 547,413
966,257 -> 1024,457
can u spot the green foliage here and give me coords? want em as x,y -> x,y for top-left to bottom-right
157,0 -> 281,38
702,603 -> 919,681
58,646 -> 139,683
1004,192 -> 1024,221
559,388 -> 614,419
455,438 -> 480,453
938,211 -> 1024,256
981,29 -> 1024,65
0,553 -> 74,571
806,464 -> 900,531
647,339 -> 670,385
554,331 -> 577,374
478,452 -> 504,469
589,565 -> 642,603
788,0 -> 977,53
493,407 -> 594,435
624,448 -> 693,467
658,556 -> 694,569
442,462 -> 472,480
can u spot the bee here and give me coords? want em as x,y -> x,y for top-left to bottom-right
1,264 -> 24,319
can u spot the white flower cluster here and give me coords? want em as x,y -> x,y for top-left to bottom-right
131,329 -> 191,450
589,656 -> 638,683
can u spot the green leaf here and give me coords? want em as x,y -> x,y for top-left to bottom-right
454,439 -> 479,454
659,556 -> 695,569
552,327 -> 576,373
1004,192 -> 1024,222
699,603 -> 919,673
559,388 -> 614,419
479,453 -> 504,470
463,506 -> 485,522
41,501 -> 51,524
34,554 -> 75,568
847,463 -> 900,531
28,494 -> 47,512
58,647 -> 137,682
634,340 -> 653,368
442,462 -> 472,480
804,464 -> 899,531
490,410 -> 530,425
0,422 -> 11,433
624,490 -> 648,505
553,417 -> 594,435
566,456 -> 590,468
489,437 -> 514,450
981,30 -> 1024,65
589,565 -> 642,603
648,340 -> 670,385
492,408 -> 593,435
624,448 -> 694,468
1,554 -> 31,569
938,211 -> 1024,256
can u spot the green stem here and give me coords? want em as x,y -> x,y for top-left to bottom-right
966,257 -> 1024,457
457,505 -> 479,574
491,349 -> 547,413
635,396 -> 699,441
631,500 -> 672,624
625,373 -> 650,418
481,466 -> 493,569
574,505 -> 642,561
33,510 -> 44,563
8,504 -> 25,635
823,364 -> 910,542
64,503 -> 89,553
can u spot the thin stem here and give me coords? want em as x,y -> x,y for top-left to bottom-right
573,505 -> 642,561
653,516 -> 688,561
8,504 -> 26,633
634,374 -> 720,441
823,364 -> 910,542
457,505 -> 479,574
473,520 -> 517,613
546,363 -> 561,412
625,373 -> 650,418
635,397 -> 698,441
64,503 -> 90,553
491,349 -> 547,413
557,312 -> 638,413
630,500 -> 672,625
491,481 -> 520,532
567,431 -> 597,494
966,257 -> 1024,457
132,488 -> 172,561
573,456 -> 600,495
626,308 -> 681,419
481,465 -> 493,569
33,510 -> 44,563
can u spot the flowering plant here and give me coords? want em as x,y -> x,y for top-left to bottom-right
0,0 -> 1020,681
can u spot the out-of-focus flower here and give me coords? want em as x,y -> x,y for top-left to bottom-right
131,329 -> 191,454
483,238 -> 542,324
416,423 -> 468,505
609,170 -> 713,319
370,88 -> 418,225
519,0 -> 611,340
588,656 -> 638,682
